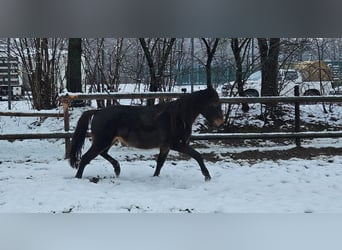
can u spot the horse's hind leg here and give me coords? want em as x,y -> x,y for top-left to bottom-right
75,144 -> 102,178
100,149 -> 121,177
153,146 -> 170,177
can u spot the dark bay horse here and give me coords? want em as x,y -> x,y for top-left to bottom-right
69,86 -> 223,181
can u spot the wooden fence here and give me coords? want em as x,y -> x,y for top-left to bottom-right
1,91 -> 342,158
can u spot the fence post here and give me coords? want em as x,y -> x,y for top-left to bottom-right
294,86 -> 301,147
62,99 -> 71,159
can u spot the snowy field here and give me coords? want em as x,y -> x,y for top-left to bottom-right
1,93 -> 342,213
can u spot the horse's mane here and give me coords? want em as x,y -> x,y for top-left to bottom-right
165,88 -> 216,143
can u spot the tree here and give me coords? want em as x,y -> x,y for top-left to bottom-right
257,38 -> 280,119
66,38 -> 82,93
82,38 -> 107,108
314,38 -> 329,113
231,38 -> 251,112
139,38 -> 176,105
122,38 -> 149,94
13,38 -> 65,110
167,38 -> 187,92
201,38 -> 219,88
258,38 -> 280,97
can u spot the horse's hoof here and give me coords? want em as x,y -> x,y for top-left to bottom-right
204,176 -> 211,181
114,166 -> 121,177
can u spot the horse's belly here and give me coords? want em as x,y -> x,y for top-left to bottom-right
114,131 -> 165,149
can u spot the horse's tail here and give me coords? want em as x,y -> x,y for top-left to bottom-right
69,110 -> 98,168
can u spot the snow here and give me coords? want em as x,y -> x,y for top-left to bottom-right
1,95 -> 342,213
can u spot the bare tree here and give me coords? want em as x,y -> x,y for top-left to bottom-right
278,38 -> 311,67
324,38 -> 342,60
231,38 -> 251,112
103,38 -> 129,106
314,38 -> 329,113
258,38 -> 280,97
66,38 -> 84,107
167,38 -> 187,91
257,38 -> 281,119
201,38 -> 219,88
66,38 -> 82,93
13,38 -> 66,110
82,38 -> 106,107
139,38 -> 176,105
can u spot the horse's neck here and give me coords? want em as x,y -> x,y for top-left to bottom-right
185,94 -> 204,125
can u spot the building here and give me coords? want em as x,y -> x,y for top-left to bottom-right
0,39 -> 22,100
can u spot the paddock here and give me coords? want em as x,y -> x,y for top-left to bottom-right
1,94 -> 342,212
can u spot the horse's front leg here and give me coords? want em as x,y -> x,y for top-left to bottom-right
171,143 -> 211,181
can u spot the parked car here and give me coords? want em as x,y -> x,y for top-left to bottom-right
221,66 -> 334,97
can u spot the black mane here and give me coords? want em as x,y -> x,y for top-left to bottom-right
166,88 -> 218,144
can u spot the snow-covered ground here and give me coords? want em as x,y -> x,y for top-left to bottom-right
1,93 -> 342,213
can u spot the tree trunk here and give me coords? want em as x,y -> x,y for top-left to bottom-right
258,38 -> 280,97
231,38 -> 250,112
106,38 -> 124,106
67,38 -> 83,107
258,38 -> 280,118
67,38 -> 82,93
40,38 -> 54,109
201,38 -> 219,88
31,38 -> 56,110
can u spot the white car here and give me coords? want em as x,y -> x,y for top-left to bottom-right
222,69 -> 333,97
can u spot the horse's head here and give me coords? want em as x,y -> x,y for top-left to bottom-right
200,87 -> 224,127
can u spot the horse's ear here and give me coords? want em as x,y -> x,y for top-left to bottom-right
206,84 -> 216,94
206,84 -> 219,99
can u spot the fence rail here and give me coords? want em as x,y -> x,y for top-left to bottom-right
0,109 -> 68,156
58,92 -> 342,104
0,132 -> 74,140
0,111 -> 63,117
219,95 -> 342,104
2,131 -> 342,141
2,91 -> 342,158
59,92 -> 185,101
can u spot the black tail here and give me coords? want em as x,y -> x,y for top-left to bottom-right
69,110 -> 98,168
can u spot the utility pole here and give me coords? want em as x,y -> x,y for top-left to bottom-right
7,38 -> 11,110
